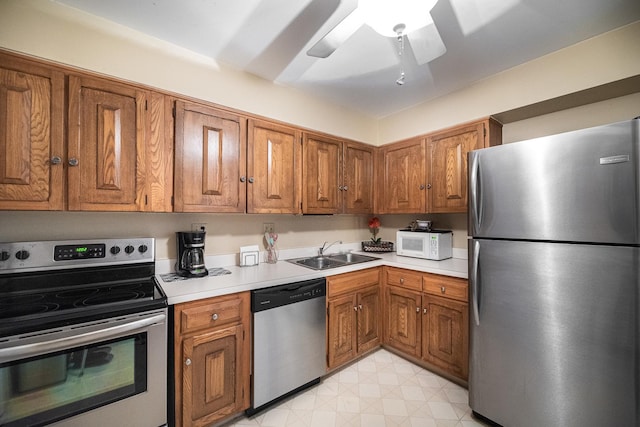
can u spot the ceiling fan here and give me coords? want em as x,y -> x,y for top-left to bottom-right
307,0 -> 446,68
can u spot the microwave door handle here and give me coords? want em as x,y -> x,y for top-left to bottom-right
0,313 -> 166,363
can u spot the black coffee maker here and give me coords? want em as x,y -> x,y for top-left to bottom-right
175,231 -> 208,278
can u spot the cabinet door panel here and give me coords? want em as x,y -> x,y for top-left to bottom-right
423,295 -> 468,379
247,119 -> 301,213
0,58 -> 64,210
327,294 -> 357,369
68,76 -> 146,211
385,286 -> 421,357
183,325 -> 244,427
303,134 -> 341,214
428,122 -> 483,213
343,142 -> 373,213
175,102 -> 245,212
357,286 -> 380,353
380,139 -> 426,213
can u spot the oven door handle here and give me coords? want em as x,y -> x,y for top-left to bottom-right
0,313 -> 166,363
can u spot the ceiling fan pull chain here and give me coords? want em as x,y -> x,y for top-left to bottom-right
395,24 -> 406,86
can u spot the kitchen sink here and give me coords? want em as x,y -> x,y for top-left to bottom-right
288,253 -> 380,270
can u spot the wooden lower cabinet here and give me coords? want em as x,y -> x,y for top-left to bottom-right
173,292 -> 251,427
422,294 -> 468,379
384,267 -> 469,382
326,268 -> 381,370
385,285 -> 422,358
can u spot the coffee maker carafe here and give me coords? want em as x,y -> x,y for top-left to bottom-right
176,231 -> 208,277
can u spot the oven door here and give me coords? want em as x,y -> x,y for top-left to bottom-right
0,309 -> 167,427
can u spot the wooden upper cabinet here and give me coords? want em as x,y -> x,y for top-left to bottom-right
174,101 -> 246,213
378,138 -> 426,214
343,141 -> 374,214
426,121 -> 485,213
68,75 -> 148,211
302,133 -> 342,214
0,54 -> 65,210
247,119 -> 301,214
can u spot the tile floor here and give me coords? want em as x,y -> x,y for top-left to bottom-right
226,349 -> 491,427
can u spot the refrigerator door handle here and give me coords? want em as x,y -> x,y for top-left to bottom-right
469,154 -> 482,232
471,240 -> 481,326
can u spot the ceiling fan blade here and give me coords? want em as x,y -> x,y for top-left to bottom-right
406,22 -> 447,65
246,0 -> 340,80
307,8 -> 365,58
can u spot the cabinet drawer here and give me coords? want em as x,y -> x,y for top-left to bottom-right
385,267 -> 422,291
179,294 -> 245,335
423,274 -> 468,302
327,267 -> 380,297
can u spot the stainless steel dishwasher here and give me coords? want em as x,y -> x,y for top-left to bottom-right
248,277 -> 326,415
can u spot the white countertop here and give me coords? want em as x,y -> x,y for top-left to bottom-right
158,250 -> 468,305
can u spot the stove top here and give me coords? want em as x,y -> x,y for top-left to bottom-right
0,238 -> 167,337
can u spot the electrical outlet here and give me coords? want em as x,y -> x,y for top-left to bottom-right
191,223 -> 207,232
263,223 -> 275,234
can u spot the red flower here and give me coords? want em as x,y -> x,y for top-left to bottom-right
368,217 -> 381,229
368,217 -> 381,243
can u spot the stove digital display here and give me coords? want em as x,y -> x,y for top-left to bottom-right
54,244 -> 106,261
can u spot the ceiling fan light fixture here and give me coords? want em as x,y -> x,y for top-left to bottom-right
359,0 -> 437,37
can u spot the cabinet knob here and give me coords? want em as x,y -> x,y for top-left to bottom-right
240,176 -> 246,182
441,286 -> 446,294
353,306 -> 358,312
416,307 -> 420,313
338,185 -> 344,191
185,358 -> 191,366
400,278 -> 404,284
358,304 -> 363,311
427,183 -> 432,189
419,184 -> 425,190
343,185 -> 348,191
248,177 -> 255,184
68,158 -> 79,167
51,156 -> 62,165
423,308 -> 427,314
212,313 -> 219,321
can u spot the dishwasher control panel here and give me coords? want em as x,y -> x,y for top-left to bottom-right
251,278 -> 326,312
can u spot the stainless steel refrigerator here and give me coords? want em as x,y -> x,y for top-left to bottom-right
468,118 -> 639,427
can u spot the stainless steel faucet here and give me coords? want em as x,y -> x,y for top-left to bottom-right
319,240 -> 342,256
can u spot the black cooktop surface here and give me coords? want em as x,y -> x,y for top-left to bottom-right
0,263 -> 167,337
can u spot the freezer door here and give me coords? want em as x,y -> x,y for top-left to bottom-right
469,239 -> 639,427
468,118 -> 640,244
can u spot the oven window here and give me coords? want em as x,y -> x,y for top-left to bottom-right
0,332 -> 147,427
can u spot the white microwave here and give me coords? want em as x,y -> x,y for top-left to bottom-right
396,230 -> 453,260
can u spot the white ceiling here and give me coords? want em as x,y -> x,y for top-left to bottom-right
55,0 -> 640,118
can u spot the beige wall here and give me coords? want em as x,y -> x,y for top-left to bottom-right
1,1 -> 638,259
502,92 -> 640,143
0,211 -> 372,260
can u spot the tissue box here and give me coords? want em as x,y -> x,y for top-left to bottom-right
240,245 -> 260,266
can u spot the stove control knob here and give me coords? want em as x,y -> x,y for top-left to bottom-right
110,246 -> 121,255
15,250 -> 30,260
138,244 -> 148,253
124,245 -> 135,254
0,251 -> 9,261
